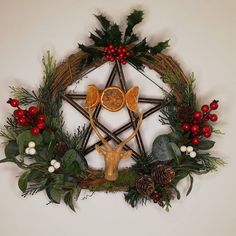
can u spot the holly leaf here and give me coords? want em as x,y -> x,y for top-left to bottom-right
89,33 -> 104,46
124,10 -> 144,42
16,131 -> 43,154
132,38 -> 149,53
197,140 -> 215,150
18,171 -> 30,192
5,140 -> 19,159
94,14 -> 111,30
108,24 -> 122,46
150,40 -> 170,54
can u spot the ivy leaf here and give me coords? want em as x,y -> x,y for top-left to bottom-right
5,140 -> 19,159
197,140 -> 215,150
124,10 -> 144,42
18,171 -> 30,192
94,14 -> 111,30
150,40 -> 170,54
64,191 -> 75,212
16,131 -> 43,154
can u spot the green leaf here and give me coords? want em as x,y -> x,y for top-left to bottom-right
47,187 -> 62,204
150,40 -> 170,54
64,191 -> 75,212
16,130 -> 43,154
132,38 -> 149,53
168,142 -> 182,165
89,33 -> 104,46
124,10 -> 144,42
5,141 -> 19,159
62,149 -> 88,174
197,140 -> 215,150
108,24 -> 122,46
42,130 -> 55,144
94,14 -> 111,30
18,171 -> 30,192
186,174 -> 194,196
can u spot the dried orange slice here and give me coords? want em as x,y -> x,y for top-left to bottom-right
85,84 -> 100,109
126,86 -> 139,112
101,86 -> 125,112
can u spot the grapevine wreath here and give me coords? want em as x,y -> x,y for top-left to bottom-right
0,10 -> 224,211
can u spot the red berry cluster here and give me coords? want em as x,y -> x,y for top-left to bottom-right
104,44 -> 131,64
7,98 -> 46,136
182,100 -> 219,145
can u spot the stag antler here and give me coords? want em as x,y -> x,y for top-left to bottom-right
88,108 -> 143,181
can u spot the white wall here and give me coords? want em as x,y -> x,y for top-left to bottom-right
0,1 -> 235,236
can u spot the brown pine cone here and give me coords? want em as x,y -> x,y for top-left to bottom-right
54,141 -> 68,156
151,164 -> 175,186
177,104 -> 194,123
150,191 -> 164,207
136,175 -> 155,197
164,186 -> 175,200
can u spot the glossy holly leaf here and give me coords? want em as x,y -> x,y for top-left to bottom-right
124,10 -> 144,42
150,40 -> 170,54
94,14 -> 111,30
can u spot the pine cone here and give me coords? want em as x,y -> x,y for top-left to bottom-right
164,186 -> 175,200
54,141 -> 68,156
150,191 -> 164,207
177,104 -> 194,123
136,175 -> 155,197
151,164 -> 175,186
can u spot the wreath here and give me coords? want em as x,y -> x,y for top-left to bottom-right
0,10 -> 224,211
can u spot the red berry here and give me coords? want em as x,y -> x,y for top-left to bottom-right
192,136 -> 200,145
31,127 -> 40,135
28,106 -> 38,115
122,48 -> 127,53
108,44 -> 113,49
14,109 -> 25,118
121,60 -> 127,65
16,117 -> 27,126
210,100 -> 218,110
117,48 -> 122,53
191,125 -> 200,134
203,132 -> 211,138
126,51 -> 131,57
37,114 -> 46,121
193,111 -> 202,120
37,121 -> 45,130
182,123 -> 191,132
201,105 -> 209,113
209,114 -> 218,122
104,47 -> 108,52
202,125 -> 211,133
109,57 -> 115,62
8,98 -> 20,107
110,48 -> 115,53
203,116 -> 210,122
192,119 -> 201,124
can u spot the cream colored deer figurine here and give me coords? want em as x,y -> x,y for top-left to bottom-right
89,109 -> 143,181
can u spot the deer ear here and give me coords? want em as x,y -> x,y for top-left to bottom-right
95,145 -> 106,156
121,150 -> 132,159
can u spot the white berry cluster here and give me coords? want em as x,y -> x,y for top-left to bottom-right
25,141 -> 37,155
48,159 -> 61,173
180,145 -> 197,158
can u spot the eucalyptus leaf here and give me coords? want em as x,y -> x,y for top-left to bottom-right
5,140 -> 19,159
64,191 -> 75,212
152,135 -> 174,162
47,187 -> 62,204
16,130 -> 43,154
18,171 -> 30,192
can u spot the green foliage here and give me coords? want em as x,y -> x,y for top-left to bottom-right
16,130 -> 43,154
18,171 -> 31,192
150,40 -> 170,54
197,140 -> 215,150
132,154 -> 156,175
5,141 -> 19,159
124,186 -> 149,208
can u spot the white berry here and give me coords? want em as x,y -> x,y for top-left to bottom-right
180,145 -> 187,152
48,166 -> 55,173
190,151 -> 197,158
186,146 -> 194,153
29,148 -> 36,155
54,162 -> 61,169
28,141 -> 36,148
25,147 -> 30,154
50,159 -> 57,165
